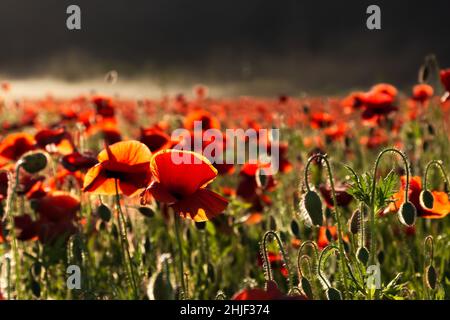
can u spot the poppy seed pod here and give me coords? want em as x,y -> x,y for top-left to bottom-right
326,287 -> 342,300
19,152 -> 48,174
300,191 -> 323,227
419,190 -> 434,210
398,201 -> 417,226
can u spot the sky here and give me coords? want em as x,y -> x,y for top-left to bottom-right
0,0 -> 449,95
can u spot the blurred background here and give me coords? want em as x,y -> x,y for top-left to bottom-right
0,0 -> 449,96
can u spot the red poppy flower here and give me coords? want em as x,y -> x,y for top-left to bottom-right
92,95 -> 116,118
0,132 -> 35,160
387,176 -> 450,219
232,280 -> 306,300
310,112 -> 333,129
83,141 -> 152,196
183,110 -> 221,131
412,84 -> 434,103
34,128 -> 68,149
319,184 -> 353,208
61,151 -> 98,172
15,191 -> 80,243
440,69 -> 450,92
139,127 -> 172,153
141,149 -> 228,222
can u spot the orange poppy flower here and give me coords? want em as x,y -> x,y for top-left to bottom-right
142,149 -> 228,222
0,132 -> 35,160
387,176 -> 450,219
83,140 -> 152,196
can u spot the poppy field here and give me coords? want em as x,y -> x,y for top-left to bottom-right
0,62 -> 449,301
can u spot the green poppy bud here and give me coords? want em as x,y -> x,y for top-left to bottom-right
398,201 -> 417,226
19,152 -> 48,174
419,190 -> 434,210
300,190 -> 323,227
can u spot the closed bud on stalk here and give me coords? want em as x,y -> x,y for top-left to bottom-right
398,201 -> 417,226
348,209 -> 360,235
300,277 -> 313,299
326,287 -> 342,300
19,152 -> 48,174
425,265 -> 437,290
97,204 -> 111,222
419,190 -> 434,210
300,191 -> 323,227
356,246 -> 369,265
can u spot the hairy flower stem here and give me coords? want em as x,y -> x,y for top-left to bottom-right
370,148 -> 411,266
423,160 -> 449,195
4,166 -> 23,299
317,245 -> 339,290
114,179 -> 138,299
174,212 -> 187,298
297,240 -> 319,279
304,154 -> 349,295
261,231 -> 293,291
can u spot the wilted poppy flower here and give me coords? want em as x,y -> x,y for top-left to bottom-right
139,127 -> 172,153
0,132 -> 35,160
232,280 -> 306,300
61,151 -> 98,172
319,184 -> 353,208
183,110 -> 221,131
141,149 -> 228,222
387,176 -> 450,219
83,140 -> 152,196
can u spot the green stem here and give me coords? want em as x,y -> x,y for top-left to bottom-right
317,245 -> 339,290
304,154 -> 349,294
370,148 -> 411,266
114,179 -> 138,299
4,166 -> 23,299
173,212 -> 187,298
261,231 -> 293,291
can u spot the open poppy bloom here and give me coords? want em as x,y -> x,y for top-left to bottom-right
83,140 -> 152,196
440,69 -> 450,102
141,149 -> 228,222
412,84 -> 434,103
387,176 -> 450,219
61,151 -> 98,172
92,95 -> 116,118
139,127 -> 172,153
183,110 -> 221,131
0,132 -> 35,161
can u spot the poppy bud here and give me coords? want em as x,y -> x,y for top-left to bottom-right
290,220 -> 300,238
419,190 -> 434,210
378,250 -> 385,265
195,221 -> 206,230
398,201 -> 417,226
138,206 -> 155,218
147,269 -> 175,300
97,204 -> 111,222
326,287 -> 342,300
425,265 -> 437,290
300,277 -> 313,299
356,246 -> 369,265
348,209 -> 360,235
19,152 -> 47,174
300,191 -> 323,227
